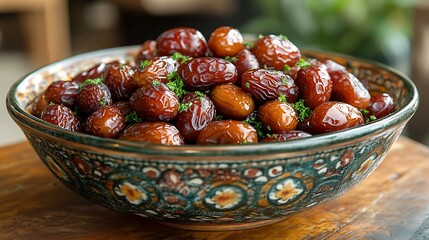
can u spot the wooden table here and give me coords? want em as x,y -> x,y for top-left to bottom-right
1,136 -> 429,239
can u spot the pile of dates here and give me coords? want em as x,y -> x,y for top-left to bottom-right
31,26 -> 395,145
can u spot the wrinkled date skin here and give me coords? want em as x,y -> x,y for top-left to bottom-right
104,62 -> 137,100
44,80 -> 80,107
119,122 -> 184,145
208,26 -> 245,57
176,92 -> 216,142
328,69 -> 371,110
233,49 -> 259,84
76,83 -> 113,115
41,104 -> 81,132
197,120 -> 258,144
135,40 -> 158,64
367,93 -> 395,118
156,27 -> 207,57
84,106 -> 126,138
241,69 -> 298,103
130,82 -> 179,122
310,101 -> 364,134
133,56 -> 178,87
210,84 -> 254,120
258,100 -> 298,133
252,35 -> 301,70
178,57 -> 237,90
260,130 -> 311,142
296,64 -> 332,109
72,62 -> 110,84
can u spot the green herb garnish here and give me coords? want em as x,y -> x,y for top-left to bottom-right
140,60 -> 151,69
258,34 -> 264,38
166,71 -> 188,98
225,56 -> 237,63
296,58 -> 311,69
216,115 -> 224,121
367,115 -> 377,122
171,52 -> 190,63
99,98 -> 106,106
152,80 -> 161,87
283,65 -> 291,72
292,99 -> 312,122
277,93 -> 287,103
178,102 -> 192,113
125,111 -> 142,123
278,34 -> 288,41
243,115 -> 264,139
79,78 -> 104,90
244,41 -> 254,49
244,82 -> 251,88
119,63 -> 125,70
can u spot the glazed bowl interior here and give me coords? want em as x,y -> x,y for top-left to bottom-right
6,46 -> 419,230
7,46 -> 418,157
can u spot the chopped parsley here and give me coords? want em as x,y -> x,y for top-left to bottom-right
195,91 -> 205,97
166,71 -> 188,98
278,34 -> 288,41
140,60 -> 151,69
125,111 -> 142,123
178,102 -> 192,113
152,80 -> 161,87
243,115 -> 264,139
277,93 -> 287,102
281,77 -> 290,86
99,98 -> 106,106
244,82 -> 251,88
292,99 -> 312,122
244,41 -> 254,49
240,140 -> 248,144
225,56 -> 237,63
296,58 -> 311,69
362,109 -> 377,123
216,115 -> 224,121
171,52 -> 190,63
119,63 -> 125,70
79,78 -> 104,90
258,34 -> 264,38
267,125 -> 272,132
283,65 -> 291,72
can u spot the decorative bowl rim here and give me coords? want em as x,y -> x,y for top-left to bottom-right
6,46 -> 419,157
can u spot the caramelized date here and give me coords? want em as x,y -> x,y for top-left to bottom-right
44,80 -> 79,107
41,104 -> 80,132
208,26 -> 245,57
156,27 -> 207,57
241,69 -> 298,103
328,69 -> 370,110
31,94 -> 49,118
112,101 -> 133,116
260,130 -> 311,142
119,122 -> 184,145
84,106 -> 126,138
76,82 -> 112,115
296,64 -> 332,109
176,92 -> 216,142
310,101 -> 364,134
178,57 -> 237,90
72,62 -> 110,84
210,84 -> 254,119
252,35 -> 301,70
133,56 -> 178,87
258,100 -> 298,132
233,49 -> 259,83
130,82 -> 179,122
135,40 -> 158,64
104,62 -> 137,100
197,120 -> 258,144
367,93 -> 395,118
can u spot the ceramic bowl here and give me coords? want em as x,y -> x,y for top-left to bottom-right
7,46 -> 418,231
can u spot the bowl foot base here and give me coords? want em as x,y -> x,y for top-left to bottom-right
154,216 -> 288,231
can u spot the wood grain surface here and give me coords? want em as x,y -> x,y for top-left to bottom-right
1,136 -> 429,240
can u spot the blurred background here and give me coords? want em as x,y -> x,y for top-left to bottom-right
0,0 -> 427,146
